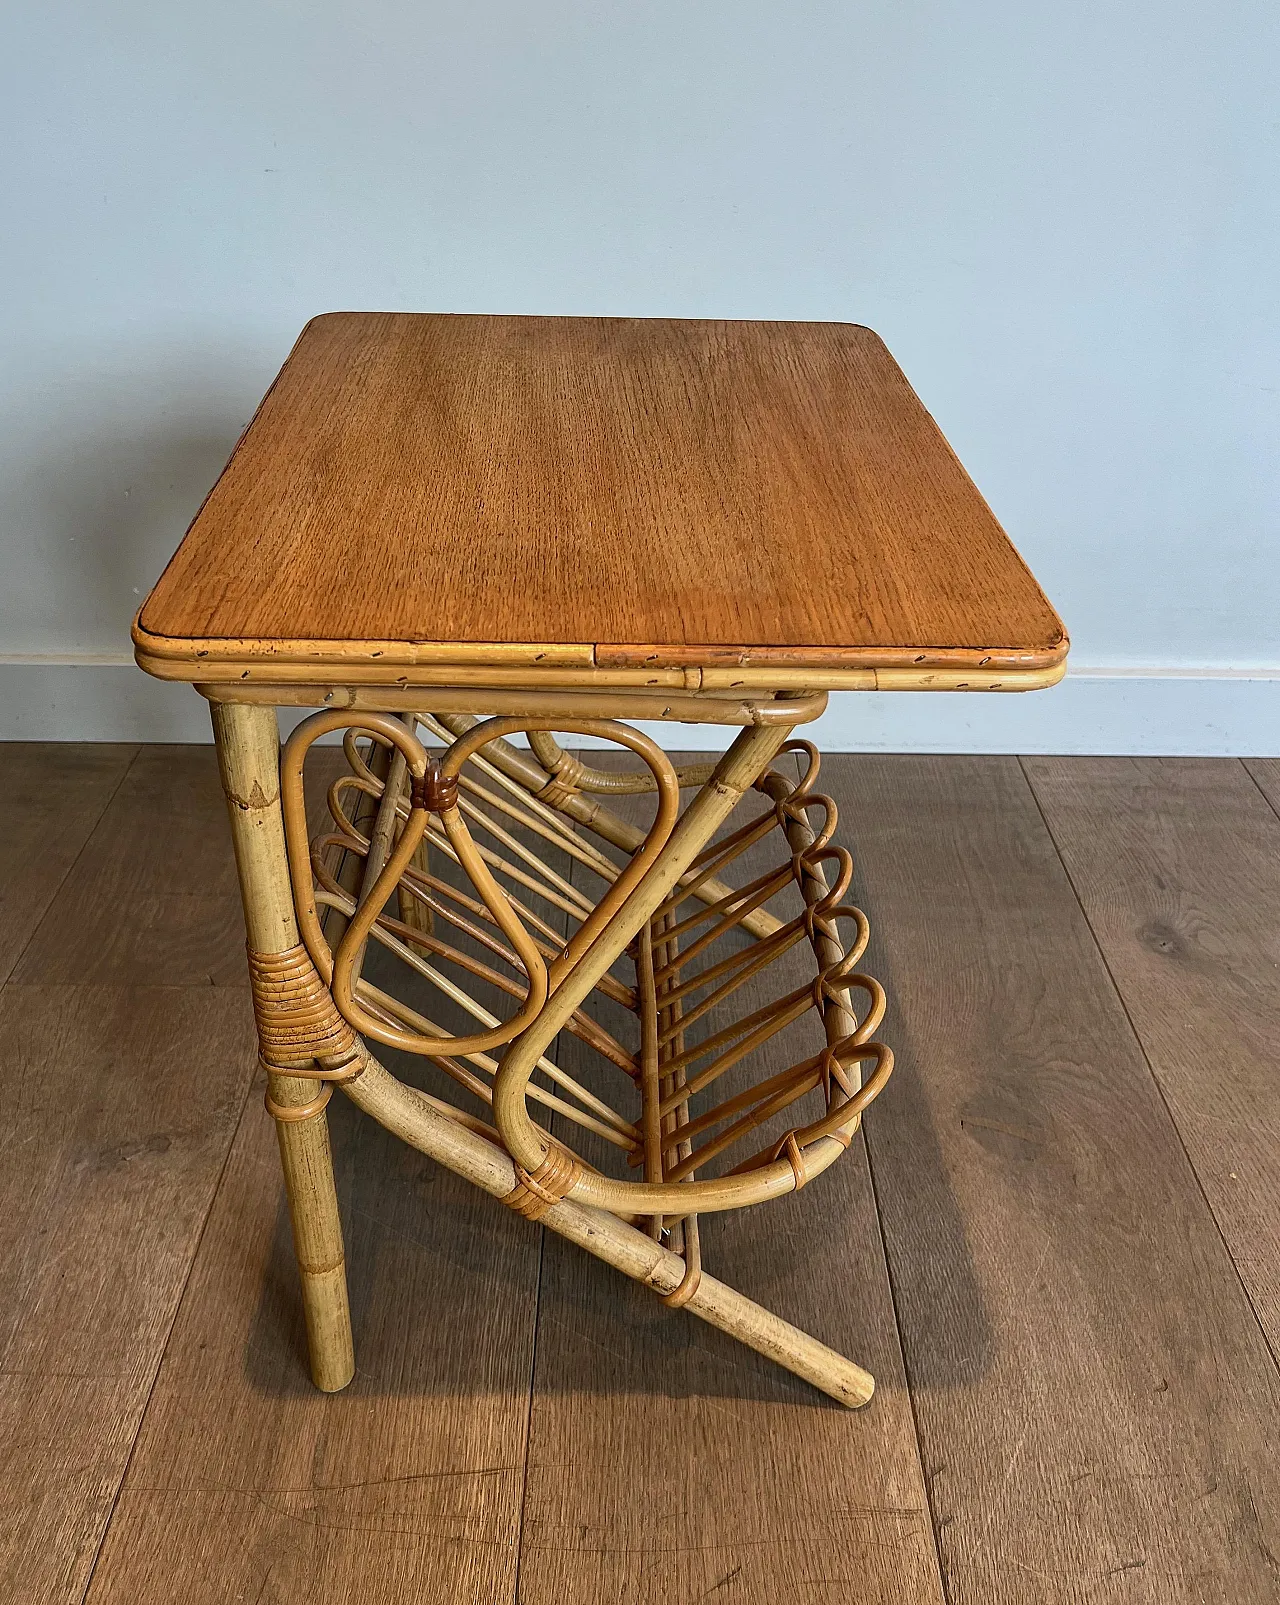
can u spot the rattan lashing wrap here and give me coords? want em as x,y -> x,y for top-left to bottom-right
500,1143 -> 584,1221
247,942 -> 364,1081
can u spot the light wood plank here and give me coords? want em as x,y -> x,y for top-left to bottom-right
14,744 -> 246,986
828,754 -> 1280,1603
136,314 -> 1065,676
1024,756 -> 1280,1360
516,761 -> 946,1605
0,984 -> 256,1605
85,1062 -> 541,1604
0,743 -> 136,984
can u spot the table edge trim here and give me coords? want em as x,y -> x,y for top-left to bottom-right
132,615 -> 1069,692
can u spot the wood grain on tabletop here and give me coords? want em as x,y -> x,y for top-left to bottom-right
137,313 -> 1066,672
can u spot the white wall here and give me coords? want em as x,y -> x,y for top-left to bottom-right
2,2 -> 1277,751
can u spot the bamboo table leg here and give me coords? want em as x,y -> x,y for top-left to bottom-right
211,702 -> 356,1392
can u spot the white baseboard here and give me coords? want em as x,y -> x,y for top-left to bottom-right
0,661 -> 1277,756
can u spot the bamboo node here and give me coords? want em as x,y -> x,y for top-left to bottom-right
247,942 -> 362,1079
502,1145 -> 583,1220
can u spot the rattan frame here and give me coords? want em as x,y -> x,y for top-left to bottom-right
209,684 -> 894,1407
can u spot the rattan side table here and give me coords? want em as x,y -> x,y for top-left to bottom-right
134,313 -> 1066,1407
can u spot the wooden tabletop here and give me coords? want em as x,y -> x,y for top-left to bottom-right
135,313 -> 1066,690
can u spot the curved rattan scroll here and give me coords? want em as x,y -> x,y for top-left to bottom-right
278,711 -> 894,1234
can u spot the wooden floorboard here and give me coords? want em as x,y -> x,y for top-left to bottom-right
827,754 -> 1280,1604
84,1077 -> 542,1605
515,762 -> 946,1605
13,745 -> 246,988
0,743 -> 136,984
6,743 -> 1280,1603
0,983 -> 256,1605
84,741 -> 545,1604
1023,756 -> 1280,1362
518,1163 -> 945,1605
1244,758 -> 1280,819
0,739 -> 256,1604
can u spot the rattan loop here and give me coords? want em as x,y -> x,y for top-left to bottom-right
278,708 -> 893,1226
817,1044 -> 837,1102
265,1083 -> 333,1123
660,1257 -> 703,1309
774,1130 -> 809,1191
802,902 -> 832,943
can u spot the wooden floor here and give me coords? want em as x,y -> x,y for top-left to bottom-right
2,745 -> 1278,1604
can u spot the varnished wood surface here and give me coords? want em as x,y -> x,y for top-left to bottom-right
3,744 -> 1278,1603
136,314 -> 1066,680
832,756 -> 1280,1602
1024,758 -> 1280,1361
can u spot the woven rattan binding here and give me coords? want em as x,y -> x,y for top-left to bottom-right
247,942 -> 364,1081
411,757 -> 459,814
501,1145 -> 584,1221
